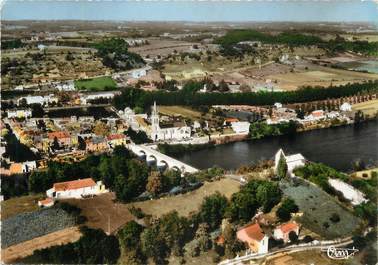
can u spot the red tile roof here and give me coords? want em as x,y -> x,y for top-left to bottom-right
237,223 -> 265,242
277,222 -> 299,234
107,134 -> 126,141
39,197 -> 54,206
224,118 -> 239,123
53,178 -> 96,191
48,131 -> 70,140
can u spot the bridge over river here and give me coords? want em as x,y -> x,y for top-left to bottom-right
128,144 -> 198,174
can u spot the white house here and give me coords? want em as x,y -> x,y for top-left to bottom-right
231,121 -> 250,134
80,92 -> 117,105
274,222 -> 300,242
328,178 -> 368,205
18,95 -> 58,106
46,178 -> 108,199
275,149 -> 306,177
7,109 -> 32,119
55,80 -> 75,91
340,102 -> 352,112
150,102 -> 191,142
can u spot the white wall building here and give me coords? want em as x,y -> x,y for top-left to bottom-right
328,178 -> 368,205
150,102 -> 191,142
231,121 -> 250,134
340,102 -> 352,112
80,92 -> 117,105
7,109 -> 32,119
55,80 -> 75,91
18,95 -> 58,106
275,149 -> 306,177
46,178 -> 108,199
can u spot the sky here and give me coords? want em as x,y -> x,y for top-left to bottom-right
1,0 -> 378,24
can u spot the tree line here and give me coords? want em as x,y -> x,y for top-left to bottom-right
113,81 -> 378,111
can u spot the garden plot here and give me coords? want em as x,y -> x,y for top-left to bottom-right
281,180 -> 361,239
1,208 -> 76,248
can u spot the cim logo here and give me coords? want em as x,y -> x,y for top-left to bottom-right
322,246 -> 359,260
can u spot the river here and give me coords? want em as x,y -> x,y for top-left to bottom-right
174,120 -> 378,172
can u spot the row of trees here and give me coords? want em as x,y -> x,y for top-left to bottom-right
113,81 -> 378,111
216,29 -> 378,56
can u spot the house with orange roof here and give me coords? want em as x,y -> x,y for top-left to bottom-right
38,197 -> 54,208
273,221 -> 300,243
46,178 -> 108,199
48,131 -> 71,146
236,223 -> 269,254
107,133 -> 127,148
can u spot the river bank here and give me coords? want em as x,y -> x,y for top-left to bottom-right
173,119 -> 378,172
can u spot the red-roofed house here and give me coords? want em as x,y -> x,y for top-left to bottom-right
48,131 -> 71,146
46,178 -> 108,199
107,133 -> 127,148
274,221 -> 300,242
38,197 -> 54,208
236,223 -> 269,254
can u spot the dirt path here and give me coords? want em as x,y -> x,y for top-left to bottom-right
1,226 -> 82,264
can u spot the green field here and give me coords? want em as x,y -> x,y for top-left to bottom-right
281,180 -> 361,239
74,76 -> 116,91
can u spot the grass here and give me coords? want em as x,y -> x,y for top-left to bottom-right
131,178 -> 240,218
280,180 -> 361,239
352,99 -> 378,116
158,105 -> 203,120
1,194 -> 43,220
74,76 -> 117,91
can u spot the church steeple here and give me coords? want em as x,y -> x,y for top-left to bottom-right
151,101 -> 159,131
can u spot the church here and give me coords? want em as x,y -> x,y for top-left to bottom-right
150,102 -> 191,142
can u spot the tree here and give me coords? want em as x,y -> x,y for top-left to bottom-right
195,223 -> 212,252
329,213 -> 340,223
118,221 -> 144,249
78,136 -> 86,150
288,231 -> 298,243
93,121 -> 110,136
198,192 -> 228,230
277,154 -> 288,179
31,103 -> 44,117
146,171 -> 163,196
141,226 -> 169,264
276,198 -> 299,221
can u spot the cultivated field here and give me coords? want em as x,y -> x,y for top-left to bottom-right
74,76 -> 117,91
267,65 -> 378,90
352,99 -> 378,116
1,226 -> 82,264
281,180 -> 361,239
64,178 -> 240,234
1,194 -> 43,220
158,106 -> 203,119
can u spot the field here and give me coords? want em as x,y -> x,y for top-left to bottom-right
1,194 -> 43,220
158,106 -> 203,119
352,99 -> 378,116
352,167 -> 378,179
1,226 -> 82,264
74,76 -> 117,91
267,65 -> 378,90
131,178 -> 240,218
64,178 -> 240,234
281,180 -> 361,239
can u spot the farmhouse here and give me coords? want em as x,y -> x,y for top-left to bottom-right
236,223 -> 269,254
340,102 -> 352,112
274,221 -> 300,243
275,149 -> 306,177
46,178 -> 108,199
